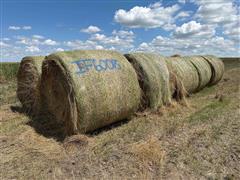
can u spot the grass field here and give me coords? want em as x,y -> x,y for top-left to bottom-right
0,62 -> 19,82
0,59 -> 240,179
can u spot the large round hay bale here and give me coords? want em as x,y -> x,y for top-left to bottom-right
166,57 -> 199,94
41,50 -> 141,134
201,55 -> 224,85
183,56 -> 212,91
17,56 -> 44,113
124,53 -> 171,111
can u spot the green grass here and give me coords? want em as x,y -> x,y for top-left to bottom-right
0,62 -> 20,80
188,99 -> 230,124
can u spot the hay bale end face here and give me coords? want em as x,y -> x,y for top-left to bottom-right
184,56 -> 212,91
41,50 -> 141,135
202,55 -> 225,85
17,56 -> 45,113
166,57 -> 199,94
125,53 -> 171,111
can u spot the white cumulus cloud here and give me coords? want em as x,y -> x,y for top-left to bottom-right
26,46 -> 40,52
43,39 -> 58,46
8,26 -> 21,30
22,26 -> 32,30
173,21 -> 215,38
81,25 -> 101,34
114,2 -> 180,30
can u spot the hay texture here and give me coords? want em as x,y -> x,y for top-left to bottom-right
166,57 -> 199,94
41,50 -> 141,134
202,55 -> 225,85
17,56 -> 44,113
184,56 -> 212,91
125,53 -> 171,111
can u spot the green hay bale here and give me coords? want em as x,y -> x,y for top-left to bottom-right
202,55 -> 225,85
166,57 -> 199,94
17,56 -> 45,114
183,56 -> 212,91
41,50 -> 141,134
124,53 -> 171,111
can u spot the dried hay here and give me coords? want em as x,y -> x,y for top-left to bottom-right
171,54 -> 181,57
184,56 -> 212,91
125,53 -> 171,111
17,56 -> 44,114
41,50 -> 141,135
169,71 -> 188,103
166,57 -> 199,94
202,55 -> 225,85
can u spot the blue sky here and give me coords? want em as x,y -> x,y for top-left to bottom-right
0,0 -> 239,62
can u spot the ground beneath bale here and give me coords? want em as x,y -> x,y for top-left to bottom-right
0,66 -> 239,179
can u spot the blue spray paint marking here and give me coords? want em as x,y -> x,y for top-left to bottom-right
72,59 -> 121,75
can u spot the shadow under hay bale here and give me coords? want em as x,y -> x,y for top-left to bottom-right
41,50 -> 141,135
27,112 -> 66,142
17,56 -> 45,115
125,53 -> 171,111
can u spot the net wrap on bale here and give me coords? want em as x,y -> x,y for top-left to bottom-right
125,53 -> 171,111
201,55 -> 224,85
41,50 -> 141,134
184,56 -> 212,91
17,56 -> 44,114
166,57 -> 199,94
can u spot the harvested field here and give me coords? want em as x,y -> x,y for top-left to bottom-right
0,59 -> 239,179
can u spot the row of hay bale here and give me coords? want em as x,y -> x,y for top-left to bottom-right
17,50 -> 224,135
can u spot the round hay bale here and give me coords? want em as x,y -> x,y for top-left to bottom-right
166,57 -> 199,94
124,53 -> 171,111
201,55 -> 225,85
17,56 -> 44,114
169,71 -> 187,102
171,54 -> 181,57
183,56 -> 212,91
41,50 -> 141,135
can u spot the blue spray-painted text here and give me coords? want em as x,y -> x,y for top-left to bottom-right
72,59 -> 121,75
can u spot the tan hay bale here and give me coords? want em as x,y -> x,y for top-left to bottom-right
169,71 -> 188,103
17,56 -> 44,114
201,55 -> 225,85
183,56 -> 212,91
125,53 -> 171,111
41,50 -> 141,134
171,54 -> 181,57
166,57 -> 199,94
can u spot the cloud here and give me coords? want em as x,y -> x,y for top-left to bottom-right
175,11 -> 191,19
32,35 -> 45,39
173,21 -> 215,38
0,41 -> 10,47
56,48 -> 64,52
43,39 -> 58,46
25,46 -> 40,52
114,2 -> 180,30
8,26 -> 21,30
194,0 -> 239,26
22,26 -> 32,30
8,25 -> 32,30
178,0 -> 186,4
81,25 -> 101,33
136,34 -> 239,57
